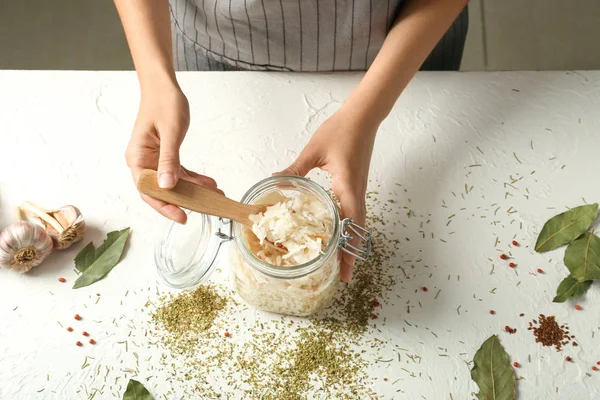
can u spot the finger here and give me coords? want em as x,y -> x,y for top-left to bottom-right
141,193 -> 187,224
275,150 -> 320,177
130,166 -> 143,188
340,260 -> 354,283
157,130 -> 182,189
180,167 -> 219,189
336,186 -> 367,283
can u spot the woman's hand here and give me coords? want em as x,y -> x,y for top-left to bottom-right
276,108 -> 379,282
125,83 -> 221,224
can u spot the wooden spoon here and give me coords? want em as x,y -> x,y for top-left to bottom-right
137,169 -> 266,227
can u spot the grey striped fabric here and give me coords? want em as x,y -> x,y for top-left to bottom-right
170,0 -> 468,72
170,0 -> 406,72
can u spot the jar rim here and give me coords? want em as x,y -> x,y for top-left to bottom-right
233,175 -> 340,279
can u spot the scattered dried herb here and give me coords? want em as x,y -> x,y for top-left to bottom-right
553,275 -> 592,303
270,324 -> 366,399
470,335 -> 516,400
564,232 -> 600,281
122,379 -> 154,400
73,228 -> 131,289
534,204 -> 598,252
151,284 -> 227,353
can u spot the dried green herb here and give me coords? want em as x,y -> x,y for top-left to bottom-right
271,324 -> 364,400
553,275 -> 592,303
122,379 -> 154,400
74,242 -> 95,272
535,203 -> 598,252
73,228 -> 130,289
564,232 -> 600,281
470,335 -> 516,400
151,284 -> 227,354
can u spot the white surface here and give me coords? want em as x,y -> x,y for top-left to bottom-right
1,70 -> 600,399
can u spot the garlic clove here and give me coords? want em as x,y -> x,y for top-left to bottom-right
44,205 -> 86,250
0,220 -> 54,273
20,202 -> 85,250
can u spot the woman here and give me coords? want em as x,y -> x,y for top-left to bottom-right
115,0 -> 469,282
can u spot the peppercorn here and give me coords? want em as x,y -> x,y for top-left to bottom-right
66,327 -> 73,332
575,305 -> 582,311
76,341 -> 82,347
489,310 -> 495,315
509,262 -> 516,268
89,339 -> 96,345
58,277 -> 66,283
74,314 -> 81,320
500,254 -> 509,260
421,287 -> 428,292
513,362 -> 519,367
566,356 -> 572,362
82,331 -> 89,337
512,240 -> 519,246
537,269 -> 543,273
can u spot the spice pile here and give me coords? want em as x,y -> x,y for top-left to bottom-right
148,284 -> 379,398
151,284 -> 228,354
269,323 -> 370,399
528,314 -> 574,351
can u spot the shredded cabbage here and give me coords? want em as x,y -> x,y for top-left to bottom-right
248,193 -> 333,266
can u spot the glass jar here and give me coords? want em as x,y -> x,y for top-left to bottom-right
154,176 -> 372,317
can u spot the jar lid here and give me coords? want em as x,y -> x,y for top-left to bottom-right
154,211 -> 231,289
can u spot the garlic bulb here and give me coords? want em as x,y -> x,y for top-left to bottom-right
21,202 -> 85,250
0,208 -> 54,273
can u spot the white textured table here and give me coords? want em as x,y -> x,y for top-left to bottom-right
1,70 -> 600,399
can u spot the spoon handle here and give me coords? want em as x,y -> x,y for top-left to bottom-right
137,169 -> 263,226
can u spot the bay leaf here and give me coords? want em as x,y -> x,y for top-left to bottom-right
553,274 -> 592,303
73,228 -> 130,289
535,203 -> 598,253
564,232 -> 600,281
470,335 -> 516,400
74,242 -> 96,272
122,379 -> 154,400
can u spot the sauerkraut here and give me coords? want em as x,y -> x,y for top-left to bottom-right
248,193 -> 333,266
231,189 -> 340,317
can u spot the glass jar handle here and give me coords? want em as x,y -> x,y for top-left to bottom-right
338,218 -> 372,260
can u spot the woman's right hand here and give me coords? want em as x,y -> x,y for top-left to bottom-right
125,83 -> 221,224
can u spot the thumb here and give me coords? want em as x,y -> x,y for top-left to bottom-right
157,133 -> 182,189
275,151 -> 320,177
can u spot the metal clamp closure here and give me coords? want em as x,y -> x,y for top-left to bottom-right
338,218 -> 372,261
216,218 -> 234,241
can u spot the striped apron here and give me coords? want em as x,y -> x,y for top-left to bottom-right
169,0 -> 468,71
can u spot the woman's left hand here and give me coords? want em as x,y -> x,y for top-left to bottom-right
275,108 -> 379,282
